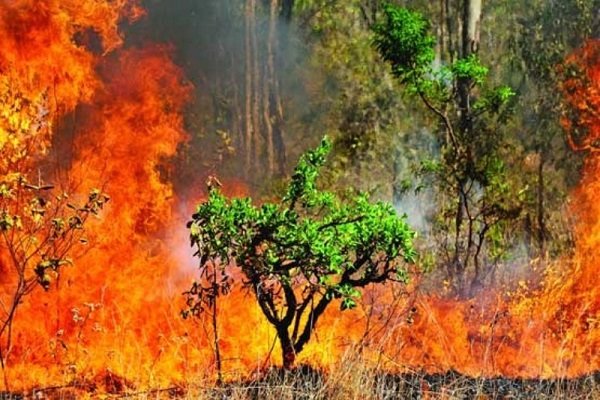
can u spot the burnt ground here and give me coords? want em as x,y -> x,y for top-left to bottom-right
1,366 -> 599,399
206,366 -> 600,400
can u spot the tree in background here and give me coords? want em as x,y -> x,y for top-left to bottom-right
140,0 -> 596,290
184,138 -> 415,369
134,0 -> 291,188
374,4 -> 520,295
288,0 -> 428,208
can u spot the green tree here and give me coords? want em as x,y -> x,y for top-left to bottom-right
373,4 -> 520,295
184,137 -> 416,369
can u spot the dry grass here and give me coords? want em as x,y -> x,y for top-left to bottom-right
191,363 -> 600,400
3,351 -> 600,399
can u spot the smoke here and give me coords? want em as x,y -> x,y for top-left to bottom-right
121,0 -> 311,197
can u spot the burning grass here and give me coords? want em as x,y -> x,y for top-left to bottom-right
209,366 -> 600,400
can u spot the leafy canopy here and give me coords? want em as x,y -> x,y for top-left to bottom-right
373,4 -> 514,108
186,137 -> 415,312
372,3 -> 521,294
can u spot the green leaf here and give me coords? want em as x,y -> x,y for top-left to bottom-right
372,4 -> 435,82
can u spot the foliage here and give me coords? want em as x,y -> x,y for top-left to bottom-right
372,4 -> 435,82
288,0 -> 434,212
517,0 -> 598,82
143,0 -> 596,294
505,0 -> 599,257
184,137 -> 415,368
373,3 -> 521,295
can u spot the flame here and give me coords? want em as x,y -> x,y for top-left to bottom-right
0,1 -> 274,387
0,0 -> 598,390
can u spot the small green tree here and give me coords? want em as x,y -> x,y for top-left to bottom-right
184,137 -> 416,369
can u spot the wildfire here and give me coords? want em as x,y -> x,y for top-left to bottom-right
0,0 -> 598,392
0,0 -> 273,388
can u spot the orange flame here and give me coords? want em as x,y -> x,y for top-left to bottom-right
1,1 -> 273,388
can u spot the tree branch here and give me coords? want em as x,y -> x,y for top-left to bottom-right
293,293 -> 331,354
417,89 -> 459,151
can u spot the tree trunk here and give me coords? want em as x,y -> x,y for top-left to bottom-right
251,0 -> 261,171
437,0 -> 445,65
211,270 -> 223,385
451,179 -> 466,282
271,0 -> 288,176
231,51 -> 243,158
244,0 -> 254,176
263,0 -> 279,177
445,0 -> 455,63
462,0 -> 481,57
455,0 -> 482,288
457,0 -> 482,111
278,327 -> 296,369
263,66 -> 275,177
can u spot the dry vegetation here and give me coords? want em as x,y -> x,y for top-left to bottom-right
5,350 -> 600,400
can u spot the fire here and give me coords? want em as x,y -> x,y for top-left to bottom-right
346,40 -> 600,379
0,0 -> 598,391
0,0 -> 275,388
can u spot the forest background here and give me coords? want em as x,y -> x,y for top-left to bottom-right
134,0 -> 598,294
